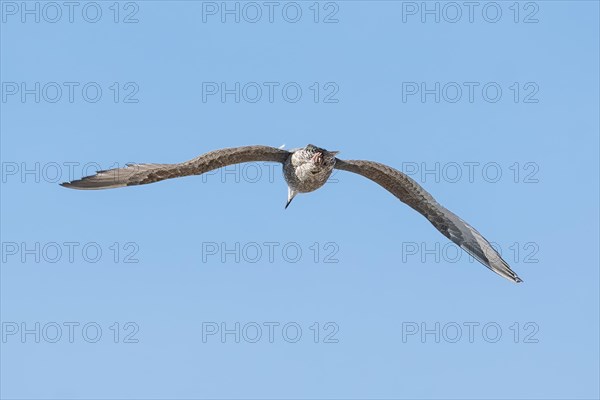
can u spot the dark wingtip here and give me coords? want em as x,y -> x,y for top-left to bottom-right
60,180 -> 88,189
59,178 -> 107,190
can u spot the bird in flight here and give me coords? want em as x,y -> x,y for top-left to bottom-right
61,144 -> 522,283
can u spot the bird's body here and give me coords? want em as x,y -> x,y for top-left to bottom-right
61,144 -> 523,283
282,144 -> 338,207
283,145 -> 336,193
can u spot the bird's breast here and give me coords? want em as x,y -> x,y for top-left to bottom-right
283,160 -> 332,193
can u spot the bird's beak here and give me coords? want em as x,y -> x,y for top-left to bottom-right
285,188 -> 297,209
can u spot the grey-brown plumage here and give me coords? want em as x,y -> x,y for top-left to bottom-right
60,146 -> 290,189
283,144 -> 338,208
334,159 -> 522,283
61,144 -> 522,283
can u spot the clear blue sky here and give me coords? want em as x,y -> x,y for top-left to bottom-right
1,1 -> 599,399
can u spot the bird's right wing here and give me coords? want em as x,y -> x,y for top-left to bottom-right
334,159 -> 522,283
61,145 -> 290,190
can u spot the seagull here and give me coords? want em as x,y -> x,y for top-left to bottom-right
61,144 -> 522,283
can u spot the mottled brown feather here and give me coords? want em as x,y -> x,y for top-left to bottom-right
61,146 -> 290,190
334,159 -> 522,283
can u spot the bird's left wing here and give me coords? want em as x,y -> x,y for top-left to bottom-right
334,158 -> 522,283
61,145 -> 290,190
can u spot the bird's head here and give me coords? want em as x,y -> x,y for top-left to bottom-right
302,144 -> 339,168
284,144 -> 339,209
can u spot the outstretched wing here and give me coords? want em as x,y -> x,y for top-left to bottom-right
334,159 -> 522,283
61,145 -> 290,190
